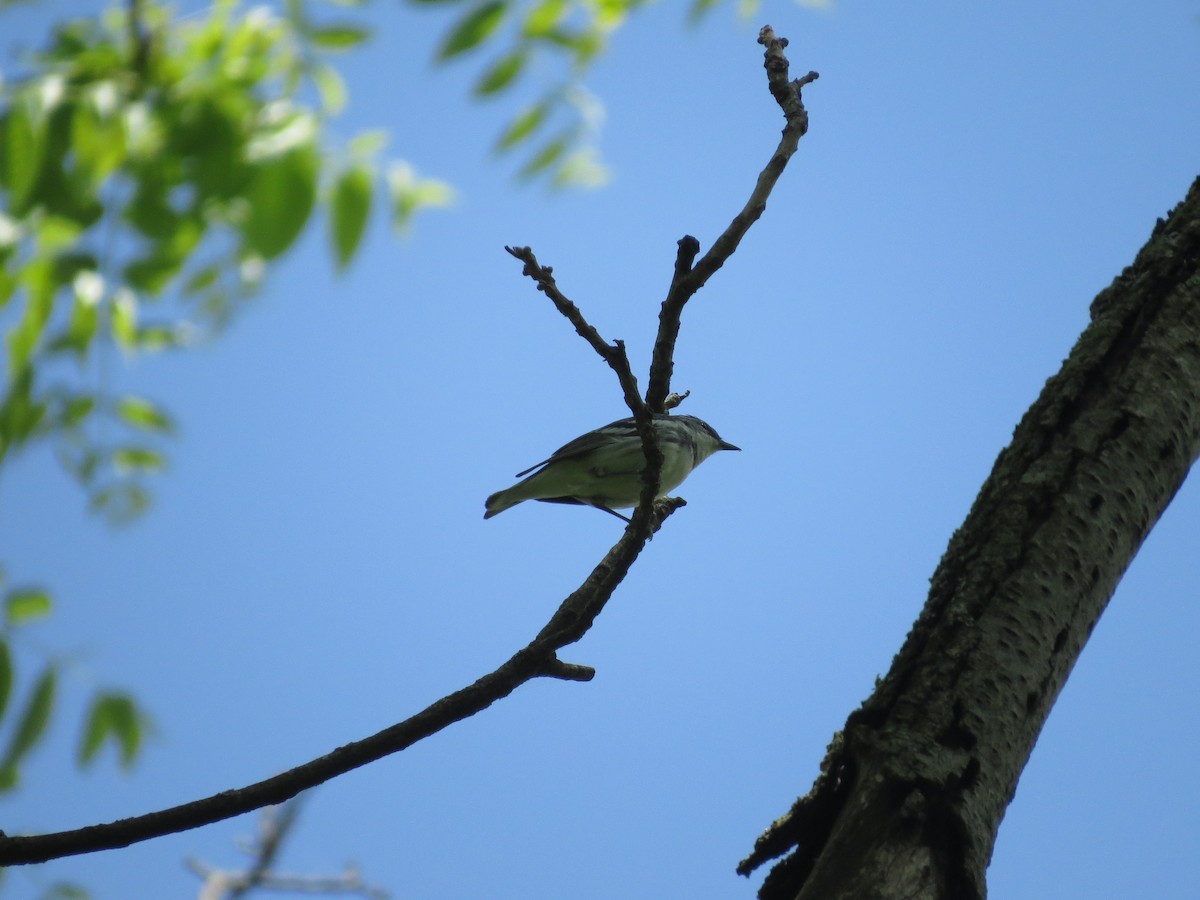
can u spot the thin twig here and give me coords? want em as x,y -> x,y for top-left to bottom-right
502,244 -> 666,541
189,857 -> 389,899
189,798 -> 389,899
502,245 -> 647,419
228,798 -> 304,899
646,25 -> 818,411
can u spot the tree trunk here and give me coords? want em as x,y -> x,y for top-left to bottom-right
740,175 -> 1200,900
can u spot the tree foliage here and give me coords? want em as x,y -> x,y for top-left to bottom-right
2,0 -> 414,518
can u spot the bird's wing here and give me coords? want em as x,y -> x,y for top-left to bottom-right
513,417 -> 638,477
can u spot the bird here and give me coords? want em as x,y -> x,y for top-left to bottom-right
484,413 -> 739,521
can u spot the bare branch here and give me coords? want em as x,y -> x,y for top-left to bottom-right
0,27 -> 808,870
228,798 -> 304,899
503,244 -> 647,419
540,656 -> 597,682
647,25 -> 818,411
188,799 -> 389,898
503,244 -> 665,537
663,390 -> 691,411
189,856 -> 389,899
0,492 -> 684,866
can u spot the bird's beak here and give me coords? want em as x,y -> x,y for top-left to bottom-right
720,441 -> 741,452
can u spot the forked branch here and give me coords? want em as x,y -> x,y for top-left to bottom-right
0,27 -> 817,868
647,25 -> 818,412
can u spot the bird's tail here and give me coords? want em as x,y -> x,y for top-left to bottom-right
483,487 -> 523,519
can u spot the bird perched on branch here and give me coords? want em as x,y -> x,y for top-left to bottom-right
484,414 -> 739,521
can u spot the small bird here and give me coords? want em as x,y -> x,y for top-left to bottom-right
484,413 -> 740,521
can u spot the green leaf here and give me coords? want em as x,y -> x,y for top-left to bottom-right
69,266 -> 103,300
182,265 -> 220,296
61,446 -> 102,486
310,25 -> 370,49
3,99 -> 44,211
79,692 -> 142,770
474,49 -> 527,96
737,0 -> 760,19
312,64 -> 347,115
71,90 -> 127,185
243,145 -> 319,260
124,253 -> 184,295
125,219 -> 199,297
105,694 -> 141,768
1,665 -> 57,777
77,700 -> 106,767
387,163 -> 455,233
0,641 -> 12,724
330,163 -> 372,270
116,396 -> 174,434
125,181 -> 180,240
687,0 -> 721,22
522,0 -> 568,37
495,101 -> 549,152
0,369 -> 46,460
245,113 -> 318,162
591,0 -> 632,29
348,129 -> 388,158
111,289 -> 137,350
5,300 -> 49,378
113,446 -> 167,473
62,273 -> 102,356
36,215 -> 84,251
518,133 -> 570,180
553,147 -> 610,189
283,0 -> 308,29
134,323 -> 188,351
6,258 -> 56,377
5,589 -> 52,624
0,268 -> 16,312
528,26 -> 602,61
436,1 -> 507,61
89,482 -> 151,524
39,883 -> 92,900
61,394 -> 95,427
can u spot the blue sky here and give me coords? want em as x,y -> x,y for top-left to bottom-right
1,0 -> 1199,897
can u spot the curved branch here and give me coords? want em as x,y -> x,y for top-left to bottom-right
0,498 -> 683,866
647,25 -> 818,411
